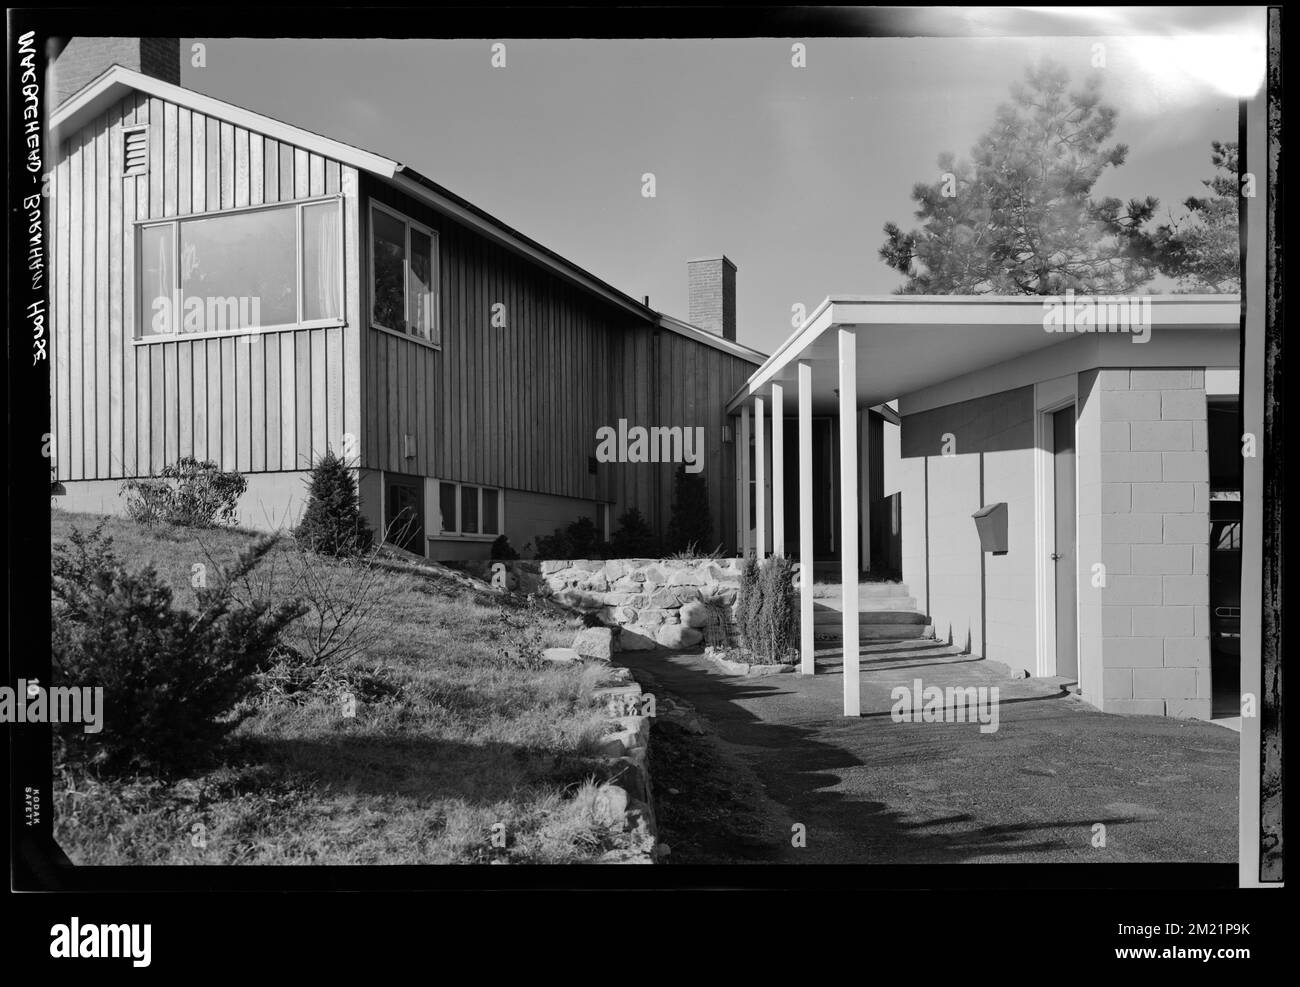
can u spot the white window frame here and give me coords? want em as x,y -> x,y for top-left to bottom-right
132,194 -> 346,343
435,479 -> 504,541
368,201 -> 441,349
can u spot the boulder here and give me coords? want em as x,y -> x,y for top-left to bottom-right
617,627 -> 659,652
592,783 -> 630,827
680,601 -> 712,628
667,569 -> 702,587
573,627 -> 615,661
656,624 -> 703,649
541,647 -> 581,664
648,589 -> 678,609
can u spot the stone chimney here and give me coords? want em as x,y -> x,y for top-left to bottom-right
687,256 -> 737,341
49,37 -> 181,106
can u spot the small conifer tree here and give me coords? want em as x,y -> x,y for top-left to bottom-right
295,450 -> 373,556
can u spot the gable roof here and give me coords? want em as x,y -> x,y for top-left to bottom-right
53,63 -> 763,354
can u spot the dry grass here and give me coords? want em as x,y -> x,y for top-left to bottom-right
51,509 -> 637,865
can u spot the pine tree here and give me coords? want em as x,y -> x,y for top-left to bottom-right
1156,141 -> 1241,293
295,450 -> 373,556
880,59 -> 1162,295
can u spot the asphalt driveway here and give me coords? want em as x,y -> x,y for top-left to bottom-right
626,642 -> 1239,865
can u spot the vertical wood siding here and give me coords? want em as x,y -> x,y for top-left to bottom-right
360,177 -> 755,548
51,92 -> 361,482
51,89 -> 754,550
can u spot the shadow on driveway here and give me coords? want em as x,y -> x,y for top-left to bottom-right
626,644 -> 1238,866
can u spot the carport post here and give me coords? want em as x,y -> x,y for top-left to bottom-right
772,383 -> 785,556
755,395 -> 766,559
799,361 -> 815,675
839,328 -> 861,717
740,405 -> 752,558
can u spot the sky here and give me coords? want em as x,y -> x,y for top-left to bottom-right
181,10 -> 1264,355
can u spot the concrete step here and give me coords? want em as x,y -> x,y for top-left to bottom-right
812,609 -> 928,625
817,596 -> 920,612
856,582 -> 912,598
813,623 -> 935,643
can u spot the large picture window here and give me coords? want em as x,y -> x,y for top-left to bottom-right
437,481 -> 501,538
370,203 -> 439,345
137,197 -> 344,338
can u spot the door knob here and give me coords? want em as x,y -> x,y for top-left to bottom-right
1050,552 -> 1063,561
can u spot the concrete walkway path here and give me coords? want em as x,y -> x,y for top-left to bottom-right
625,642 -> 1238,865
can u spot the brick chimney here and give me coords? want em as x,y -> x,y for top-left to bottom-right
49,37 -> 181,106
687,256 -> 737,341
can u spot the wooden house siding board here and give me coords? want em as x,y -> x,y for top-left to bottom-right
251,334 -> 266,471
177,107 -> 191,218
293,148 -> 309,200
147,98 -> 163,219
294,331 -> 311,469
163,100 -> 178,217
79,123 -> 93,478
190,112 -> 206,214
191,338 -> 207,462
205,116 -> 220,213
311,328 -> 327,464
263,137 -> 279,205
221,336 -> 236,469
279,332 -> 295,470
235,335 -> 252,472
326,326 -> 343,462
164,341 -> 180,466
178,343 -> 192,460
93,110 -> 111,479
122,101 -> 138,476
234,126 -> 250,208
309,153 -> 324,198
264,334 -> 281,470
249,127 -> 263,206
54,142 -> 71,480
219,122 -> 235,209
278,142 -> 293,202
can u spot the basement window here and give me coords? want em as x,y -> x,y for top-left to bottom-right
122,126 -> 148,177
437,480 -> 501,538
136,196 -> 344,338
370,202 -> 440,345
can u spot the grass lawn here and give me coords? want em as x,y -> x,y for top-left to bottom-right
51,510 -> 637,865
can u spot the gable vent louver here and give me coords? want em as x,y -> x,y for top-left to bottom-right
122,127 -> 148,177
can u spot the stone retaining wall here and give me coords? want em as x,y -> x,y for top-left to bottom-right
467,557 -> 745,652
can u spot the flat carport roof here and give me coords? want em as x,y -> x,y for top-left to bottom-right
727,295 -> 1242,415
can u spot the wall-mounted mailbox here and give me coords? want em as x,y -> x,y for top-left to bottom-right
972,502 -> 1008,555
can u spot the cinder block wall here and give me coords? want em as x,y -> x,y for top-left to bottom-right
899,386 -> 1037,668
1078,368 -> 1211,718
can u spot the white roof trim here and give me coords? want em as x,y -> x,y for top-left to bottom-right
657,314 -> 766,365
50,65 -> 399,178
727,293 -> 1242,411
386,171 -> 653,322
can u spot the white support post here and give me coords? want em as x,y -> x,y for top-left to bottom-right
755,395 -> 766,560
772,383 -> 785,556
799,362 -> 814,675
839,328 -> 861,717
733,414 -> 743,552
859,408 -> 872,575
740,405 -> 752,559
